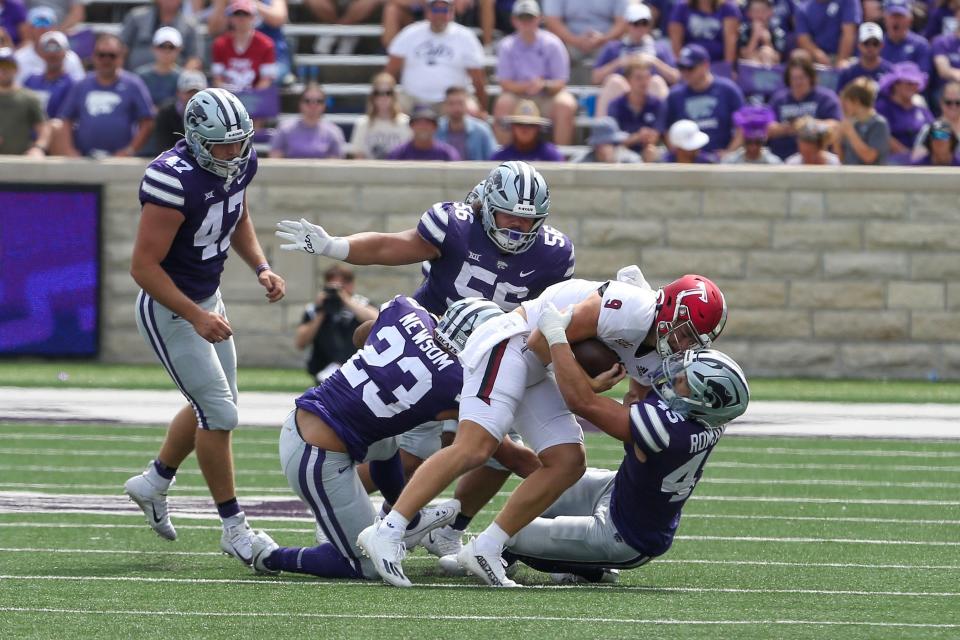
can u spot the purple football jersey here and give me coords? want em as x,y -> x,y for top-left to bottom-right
295,296 -> 462,461
138,139 -> 258,301
413,201 -> 575,314
609,393 -> 725,557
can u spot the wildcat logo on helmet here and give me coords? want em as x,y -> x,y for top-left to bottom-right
186,101 -> 208,127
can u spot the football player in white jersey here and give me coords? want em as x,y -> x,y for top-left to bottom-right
357,272 -> 728,587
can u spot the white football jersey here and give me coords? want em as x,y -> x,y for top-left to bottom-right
521,279 -> 661,385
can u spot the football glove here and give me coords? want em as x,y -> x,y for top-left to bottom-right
538,302 -> 572,346
275,218 -> 349,260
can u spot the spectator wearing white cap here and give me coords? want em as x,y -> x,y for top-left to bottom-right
150,68 -> 206,153
136,27 -> 183,107
22,30 -> 73,117
574,116 -> 642,163
662,118 -> 714,162
493,0 -> 578,145
592,3 -> 677,116
26,0 -> 85,33
14,7 -> 83,83
0,46 -> 51,156
120,0 -> 201,72
838,22 -> 894,91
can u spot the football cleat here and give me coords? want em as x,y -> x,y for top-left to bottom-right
550,569 -> 620,585
422,525 -> 463,558
438,553 -> 467,576
123,469 -> 177,541
250,530 -> 281,576
403,499 -> 461,550
220,513 -> 255,567
357,522 -> 412,588
456,538 -> 520,588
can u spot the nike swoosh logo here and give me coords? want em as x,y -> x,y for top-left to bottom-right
151,504 -> 163,524
337,464 -> 351,474
519,270 -> 535,277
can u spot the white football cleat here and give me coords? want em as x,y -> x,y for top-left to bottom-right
550,569 -> 620,585
358,522 -> 412,587
438,553 -> 467,576
403,499 -> 461,550
422,525 -> 463,558
220,513 -> 255,567
456,538 -> 520,587
251,530 -> 281,576
123,469 -> 176,541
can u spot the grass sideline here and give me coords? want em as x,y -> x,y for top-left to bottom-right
0,359 -> 957,403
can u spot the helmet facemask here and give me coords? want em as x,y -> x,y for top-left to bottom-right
481,200 -> 547,254
193,133 -> 253,187
653,349 -> 749,429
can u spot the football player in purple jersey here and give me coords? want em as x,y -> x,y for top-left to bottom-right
124,88 -> 286,568
276,160 -> 574,558
248,297 -> 533,581
500,303 -> 749,583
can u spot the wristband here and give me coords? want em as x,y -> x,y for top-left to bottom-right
255,263 -> 271,276
326,236 -> 350,261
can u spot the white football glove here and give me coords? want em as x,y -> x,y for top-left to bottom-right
275,218 -> 349,260
616,264 -> 651,290
538,302 -> 572,346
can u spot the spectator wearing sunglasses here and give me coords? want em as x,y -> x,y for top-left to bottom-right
795,0 -> 861,67
54,33 -> 154,158
592,3 -> 677,117
349,72 -> 411,159
838,23 -> 894,91
270,84 -> 345,159
668,0 -> 742,66
881,0 -> 930,75
136,27 -> 183,108
22,30 -> 74,118
937,81 -> 960,136
911,118 -> 960,165
14,6 -> 83,84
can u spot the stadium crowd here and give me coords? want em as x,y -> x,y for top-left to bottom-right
2,0 -> 960,165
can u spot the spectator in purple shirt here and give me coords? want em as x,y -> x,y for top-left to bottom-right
387,103 -> 461,161
881,0 -> 931,74
490,98 -> 565,161
876,61 -> 934,161
838,22 -> 894,90
795,0 -> 861,66
593,3 -> 678,116
924,0 -> 957,41
270,83 -> 346,159
932,11 -> 960,96
606,57 -> 665,161
911,117 -> 960,164
1,0 -> 26,46
54,33 -> 154,157
669,0 -> 741,65
664,44 -> 745,154
492,0 -> 578,145
767,55 -> 842,159
22,30 -> 73,118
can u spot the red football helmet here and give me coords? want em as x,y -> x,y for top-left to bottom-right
654,275 -> 727,357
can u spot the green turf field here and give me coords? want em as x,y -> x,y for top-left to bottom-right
1,360 -> 959,402
0,420 -> 957,638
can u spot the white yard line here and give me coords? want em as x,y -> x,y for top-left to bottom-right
0,606 -> 956,629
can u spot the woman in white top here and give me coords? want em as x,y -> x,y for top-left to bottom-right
349,72 -> 411,159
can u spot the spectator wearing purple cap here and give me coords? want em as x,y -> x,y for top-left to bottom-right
23,30 -> 74,118
738,0 -> 788,66
0,0 -> 26,47
606,57 -> 665,161
668,0 -> 741,65
0,46 -> 50,156
785,116 -> 840,164
120,0 -> 201,73
14,7 -> 83,84
271,84 -> 346,159
542,0 -> 629,63
592,3 -> 677,116
767,56 -> 841,160
490,98 -> 565,161
881,0 -> 931,75
387,104 -> 461,160
574,116 -> 642,162
835,76 -> 890,164
838,22 -> 894,91
661,118 -> 715,162
795,0 -> 861,66
664,43 -> 745,154
875,61 -> 933,160
493,0 -> 578,146
54,33 -> 154,158
911,117 -> 960,164
723,105 -> 782,163
931,10 -> 960,95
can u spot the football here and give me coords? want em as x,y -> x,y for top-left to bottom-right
571,338 -> 620,377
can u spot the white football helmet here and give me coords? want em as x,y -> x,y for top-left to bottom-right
481,161 -> 550,254
435,297 -> 504,355
653,348 -> 749,429
183,88 -> 254,185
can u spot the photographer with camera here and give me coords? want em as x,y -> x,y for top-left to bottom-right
294,265 -> 378,382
